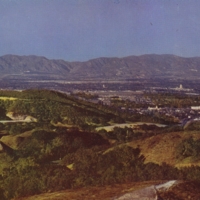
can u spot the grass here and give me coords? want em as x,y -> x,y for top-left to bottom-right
0,130 -> 33,149
128,130 -> 200,166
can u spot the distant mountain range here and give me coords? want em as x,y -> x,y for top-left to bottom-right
1,54 -> 200,80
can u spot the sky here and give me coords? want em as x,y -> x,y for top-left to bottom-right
1,0 -> 200,61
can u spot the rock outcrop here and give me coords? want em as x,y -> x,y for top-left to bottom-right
114,180 -> 178,200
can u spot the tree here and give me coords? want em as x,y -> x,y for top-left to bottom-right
32,130 -> 56,144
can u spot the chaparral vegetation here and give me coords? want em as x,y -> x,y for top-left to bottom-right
0,89 -> 199,199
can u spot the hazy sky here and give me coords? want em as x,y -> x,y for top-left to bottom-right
1,0 -> 200,61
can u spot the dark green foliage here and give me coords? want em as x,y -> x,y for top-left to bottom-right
0,165 -> 73,199
176,137 -> 200,160
104,127 -> 135,142
0,89 -> 127,127
5,122 -> 35,135
102,125 -> 177,142
0,187 -> 7,200
32,130 -> 56,142
2,139 -> 200,199
71,146 -> 146,186
0,106 -> 7,120
161,125 -> 183,133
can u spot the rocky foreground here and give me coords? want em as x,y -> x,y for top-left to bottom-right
15,180 -> 200,200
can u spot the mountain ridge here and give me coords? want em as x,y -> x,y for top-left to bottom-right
1,54 -> 200,80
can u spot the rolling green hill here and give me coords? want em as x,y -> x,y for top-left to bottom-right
0,89 -> 124,128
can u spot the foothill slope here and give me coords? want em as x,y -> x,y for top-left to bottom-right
0,89 -> 199,199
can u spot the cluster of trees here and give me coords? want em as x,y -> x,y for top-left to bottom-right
98,125 -> 182,143
176,137 -> 200,161
0,124 -> 200,199
0,89 -> 123,129
1,141 -> 200,199
0,127 -> 109,199
0,89 -> 184,128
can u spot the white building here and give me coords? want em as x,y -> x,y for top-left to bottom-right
191,106 -> 200,110
148,106 -> 159,111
